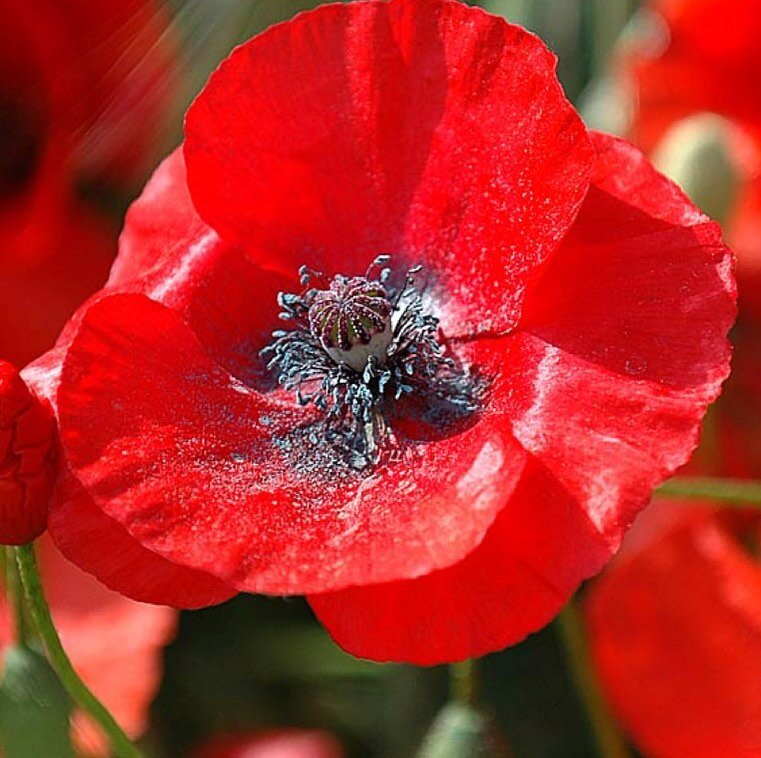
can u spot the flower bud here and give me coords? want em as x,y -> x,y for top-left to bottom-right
0,361 -> 56,544
652,113 -> 739,224
418,703 -> 508,758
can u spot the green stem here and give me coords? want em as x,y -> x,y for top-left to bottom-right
14,544 -> 143,758
557,599 -> 629,758
656,476 -> 761,505
5,547 -> 31,646
450,659 -> 478,707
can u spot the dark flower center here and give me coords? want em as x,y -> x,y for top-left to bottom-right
262,257 -> 480,469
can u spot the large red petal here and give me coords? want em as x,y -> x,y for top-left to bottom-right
512,132 -> 734,550
111,149 -> 294,383
56,293 -> 527,595
184,0 -> 594,337
310,459 -> 610,664
310,133 -> 735,663
48,468 -> 236,609
586,506 -> 761,758
20,328 -> 236,608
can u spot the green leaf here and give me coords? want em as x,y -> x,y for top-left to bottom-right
0,646 -> 74,758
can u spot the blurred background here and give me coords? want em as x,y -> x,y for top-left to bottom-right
4,0 -> 761,756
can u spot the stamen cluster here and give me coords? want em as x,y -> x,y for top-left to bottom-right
262,257 -> 478,468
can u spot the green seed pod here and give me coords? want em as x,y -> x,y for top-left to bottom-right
652,113 -> 739,225
417,703 -> 508,758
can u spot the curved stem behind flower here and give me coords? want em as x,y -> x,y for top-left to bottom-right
14,544 -> 143,758
557,598 -> 629,758
657,476 -> 761,505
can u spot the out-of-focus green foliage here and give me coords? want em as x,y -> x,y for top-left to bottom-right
153,596 -> 601,757
0,646 -> 73,758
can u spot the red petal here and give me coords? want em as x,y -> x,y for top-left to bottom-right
310,132 -> 736,663
310,459 -> 610,664
184,0 -> 594,336
48,467 -> 236,609
586,505 -> 761,758
111,149 -> 295,383
514,132 -> 734,549
655,0 -> 761,63
56,293 -> 527,595
0,0 -> 176,191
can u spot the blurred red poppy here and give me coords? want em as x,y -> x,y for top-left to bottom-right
26,0 -> 735,664
586,503 -> 761,758
623,0 -> 761,320
0,535 -> 176,756
0,0 -> 177,366
191,730 -> 343,758
628,0 -> 761,151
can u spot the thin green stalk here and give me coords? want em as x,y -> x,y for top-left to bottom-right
656,476 -> 761,505
557,599 -> 629,758
450,659 -> 478,707
14,544 -> 143,758
5,546 -> 31,646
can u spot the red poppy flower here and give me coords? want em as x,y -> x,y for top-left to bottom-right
621,0 -> 761,320
0,536 -> 176,756
627,0 -> 761,152
191,730 -> 343,758
0,0 -> 177,366
27,0 -> 735,664
0,0 -> 177,192
586,503 -> 761,758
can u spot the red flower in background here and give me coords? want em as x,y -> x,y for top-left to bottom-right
0,536 -> 176,756
0,0 -> 177,366
192,730 -> 343,758
628,0 -> 761,152
623,0 -> 761,320
586,504 -> 761,758
27,0 -> 735,664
